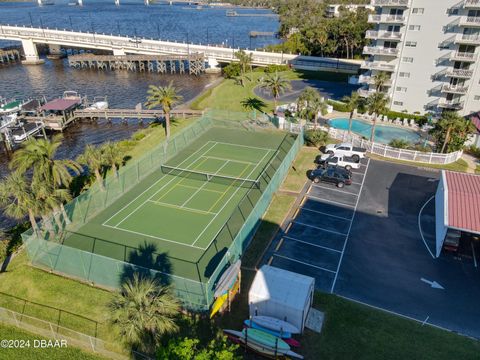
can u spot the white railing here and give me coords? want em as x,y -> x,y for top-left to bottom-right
371,0 -> 410,6
0,24 -> 296,66
459,16 -> 480,26
441,83 -> 469,94
277,121 -> 463,164
464,0 -> 480,8
363,46 -> 399,56
366,30 -> 403,40
455,33 -> 480,44
361,60 -> 396,71
446,68 -> 473,78
368,14 -> 406,23
450,51 -> 478,61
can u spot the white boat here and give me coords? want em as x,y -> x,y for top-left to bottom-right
0,99 -> 24,115
85,96 -> 108,111
0,113 -> 17,131
213,260 -> 241,298
251,316 -> 300,334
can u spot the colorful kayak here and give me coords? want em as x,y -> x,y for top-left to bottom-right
242,328 -> 290,351
251,315 -> 300,334
209,293 -> 228,319
243,319 -> 292,338
223,329 -> 303,359
214,260 -> 241,298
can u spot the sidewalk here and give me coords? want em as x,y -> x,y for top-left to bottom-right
461,153 -> 479,174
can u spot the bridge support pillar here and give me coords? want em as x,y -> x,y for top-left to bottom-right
47,44 -> 65,60
21,39 -> 44,65
113,48 -> 126,56
205,57 -> 221,73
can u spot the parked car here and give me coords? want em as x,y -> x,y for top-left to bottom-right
310,166 -> 352,188
324,142 -> 366,161
443,230 -> 461,253
315,154 -> 361,170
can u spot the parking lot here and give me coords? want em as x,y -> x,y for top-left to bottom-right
264,157 -> 370,293
262,158 -> 480,339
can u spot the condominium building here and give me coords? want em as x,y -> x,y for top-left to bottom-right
360,0 -> 480,116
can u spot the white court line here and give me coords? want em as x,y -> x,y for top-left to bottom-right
177,183 -> 224,194
191,148 -> 272,247
417,195 -> 436,259
330,158 -> 370,293
200,155 -> 257,166
213,140 -> 274,152
102,223 -> 205,249
102,140 -> 216,226
180,160 -> 231,207
114,142 -> 219,228
300,207 -> 353,222
471,242 -> 478,268
311,184 -> 359,196
283,235 -> 342,253
293,221 -> 347,237
306,194 -> 356,208
147,199 -> 217,216
273,253 -> 337,274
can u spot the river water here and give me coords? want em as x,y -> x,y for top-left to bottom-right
0,2 -> 280,228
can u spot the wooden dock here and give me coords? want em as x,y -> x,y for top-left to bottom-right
68,53 -> 206,75
249,31 -> 275,38
0,49 -> 20,64
22,108 -> 203,131
226,10 -> 278,17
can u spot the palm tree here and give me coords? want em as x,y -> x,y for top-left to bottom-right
432,111 -> 476,153
32,180 -> 72,229
373,71 -> 389,92
10,135 -> 82,188
101,141 -> 124,178
108,274 -> 179,353
145,82 -> 183,139
260,71 -> 292,114
297,87 -> 327,126
342,92 -> 362,134
241,97 -> 266,118
77,144 -> 105,188
234,50 -> 253,75
0,171 -> 40,234
366,92 -> 388,143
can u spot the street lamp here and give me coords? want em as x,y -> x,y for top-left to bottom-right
28,12 -> 34,27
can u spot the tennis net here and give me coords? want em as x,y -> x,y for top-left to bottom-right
160,164 -> 260,189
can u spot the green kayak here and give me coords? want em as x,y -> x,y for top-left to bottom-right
242,328 -> 290,351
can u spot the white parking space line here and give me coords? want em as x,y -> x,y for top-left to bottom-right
293,221 -> 347,236
273,253 -> 337,274
306,194 -> 356,208
301,207 -> 353,222
351,181 -> 363,186
417,195 -> 436,259
311,184 -> 359,196
283,235 -> 342,253
330,158 -> 371,293
472,242 -> 478,268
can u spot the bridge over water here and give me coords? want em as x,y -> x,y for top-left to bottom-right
0,24 -> 361,73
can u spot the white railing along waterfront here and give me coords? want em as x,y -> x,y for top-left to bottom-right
277,121 -> 463,165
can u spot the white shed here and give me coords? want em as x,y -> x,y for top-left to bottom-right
248,265 -> 315,333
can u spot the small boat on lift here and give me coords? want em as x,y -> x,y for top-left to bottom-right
0,98 -> 25,115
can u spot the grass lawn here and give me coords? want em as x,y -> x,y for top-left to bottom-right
280,146 -> 318,193
190,69 -> 348,113
368,154 -> 470,173
0,323 -> 107,360
476,165 -> 480,174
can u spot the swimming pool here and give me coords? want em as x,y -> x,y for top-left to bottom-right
328,118 -> 421,144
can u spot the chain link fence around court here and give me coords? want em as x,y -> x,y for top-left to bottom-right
21,111 -> 302,311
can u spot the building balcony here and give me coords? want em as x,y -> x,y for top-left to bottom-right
357,88 -> 377,98
441,84 -> 469,94
449,51 -> 478,61
437,98 -> 464,110
445,68 -> 474,78
368,14 -> 406,24
459,16 -> 480,27
358,74 -> 393,86
454,33 -> 480,45
363,46 -> 399,56
365,30 -> 403,41
361,60 -> 396,72
371,0 -> 410,6
463,0 -> 480,9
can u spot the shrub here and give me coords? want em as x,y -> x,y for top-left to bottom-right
131,132 -> 146,141
264,64 -> 289,73
389,139 -> 410,149
222,63 -> 241,79
304,129 -> 329,147
465,145 -> 480,158
327,99 -> 349,113
0,240 -> 7,264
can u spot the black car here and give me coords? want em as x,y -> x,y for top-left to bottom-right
310,166 -> 352,188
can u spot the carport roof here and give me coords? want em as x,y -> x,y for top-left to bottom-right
444,171 -> 480,234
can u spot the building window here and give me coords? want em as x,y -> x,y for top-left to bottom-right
405,41 -> 417,47
474,95 -> 480,101
393,101 -> 404,106
399,72 -> 411,78
402,57 -> 414,63
412,8 -> 424,14
396,87 -> 407,92
408,25 -> 421,31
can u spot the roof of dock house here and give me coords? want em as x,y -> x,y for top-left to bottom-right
40,98 -> 81,112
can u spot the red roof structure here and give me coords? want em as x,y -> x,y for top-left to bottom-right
444,171 -> 480,234
472,116 -> 480,133
40,98 -> 80,112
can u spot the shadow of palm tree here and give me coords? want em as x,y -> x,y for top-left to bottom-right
120,241 -> 172,287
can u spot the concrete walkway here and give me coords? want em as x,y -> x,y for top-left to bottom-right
461,153 -> 479,174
